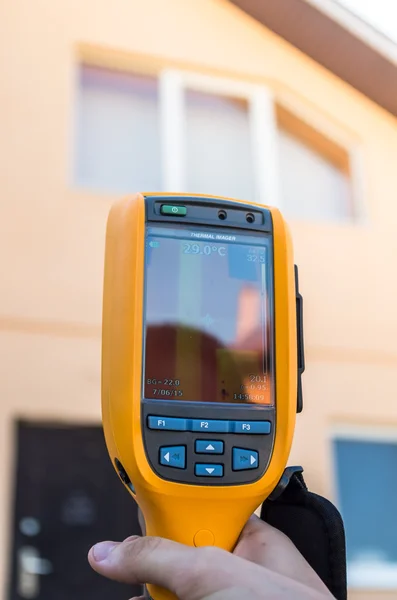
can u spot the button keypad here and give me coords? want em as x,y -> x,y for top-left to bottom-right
147,414 -> 272,484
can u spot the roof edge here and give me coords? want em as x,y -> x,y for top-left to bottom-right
229,0 -> 397,118
305,0 -> 397,65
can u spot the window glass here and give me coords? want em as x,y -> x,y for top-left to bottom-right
334,437 -> 397,588
75,65 -> 161,193
185,89 -> 255,201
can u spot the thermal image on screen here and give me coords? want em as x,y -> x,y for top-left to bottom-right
143,225 -> 274,405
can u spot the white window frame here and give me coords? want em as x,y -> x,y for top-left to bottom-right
158,69 -> 280,206
331,424 -> 397,590
75,62 -> 363,221
274,90 -> 367,223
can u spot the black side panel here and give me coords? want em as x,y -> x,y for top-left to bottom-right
294,265 -> 305,413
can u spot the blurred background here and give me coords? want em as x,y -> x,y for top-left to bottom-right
1,0 -> 397,598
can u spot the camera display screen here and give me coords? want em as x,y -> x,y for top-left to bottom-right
143,225 -> 274,405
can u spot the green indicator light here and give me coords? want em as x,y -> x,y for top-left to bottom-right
160,205 -> 187,216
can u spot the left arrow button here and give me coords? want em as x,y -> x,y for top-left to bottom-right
160,446 -> 186,469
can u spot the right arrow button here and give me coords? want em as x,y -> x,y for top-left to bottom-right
232,448 -> 259,471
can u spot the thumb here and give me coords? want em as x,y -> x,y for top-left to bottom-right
88,535 -> 258,600
234,516 -> 329,595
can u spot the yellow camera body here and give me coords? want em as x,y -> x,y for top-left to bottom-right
102,193 -> 304,600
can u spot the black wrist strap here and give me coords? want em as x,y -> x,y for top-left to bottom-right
260,467 -> 347,600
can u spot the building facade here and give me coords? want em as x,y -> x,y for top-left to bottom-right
1,0 -> 397,598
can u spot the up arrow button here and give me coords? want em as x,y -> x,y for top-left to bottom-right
195,440 -> 224,454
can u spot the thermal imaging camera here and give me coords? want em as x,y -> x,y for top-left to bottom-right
102,193 -> 304,599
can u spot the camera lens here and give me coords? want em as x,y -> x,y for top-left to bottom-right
218,210 -> 227,220
246,213 -> 255,224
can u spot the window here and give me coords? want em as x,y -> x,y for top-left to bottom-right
75,65 -> 161,193
185,90 -> 255,200
74,63 -> 358,223
158,70 -> 277,204
333,431 -> 397,589
276,106 -> 354,222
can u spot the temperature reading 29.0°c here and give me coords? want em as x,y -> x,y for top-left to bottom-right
183,243 -> 226,257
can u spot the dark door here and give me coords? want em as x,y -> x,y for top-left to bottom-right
8,421 -> 143,600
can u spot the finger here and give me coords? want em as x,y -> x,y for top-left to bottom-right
88,535 -> 254,600
89,534 -> 330,600
234,515 -> 329,594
